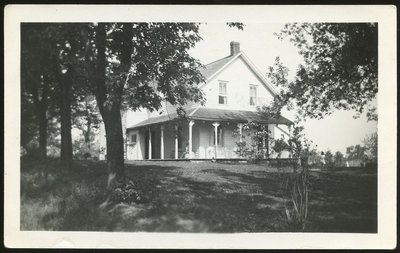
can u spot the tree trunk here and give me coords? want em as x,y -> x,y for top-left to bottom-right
84,101 -> 92,153
37,104 -> 47,159
103,104 -> 125,188
34,77 -> 49,160
60,69 -> 73,167
89,23 -> 127,188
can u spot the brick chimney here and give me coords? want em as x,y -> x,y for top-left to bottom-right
230,41 -> 240,56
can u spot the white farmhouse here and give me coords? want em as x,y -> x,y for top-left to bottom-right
101,42 -> 293,160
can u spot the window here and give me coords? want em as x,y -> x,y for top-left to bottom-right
218,81 -> 228,105
177,126 -> 183,149
212,127 -> 224,147
131,134 -> 137,143
249,85 -> 257,106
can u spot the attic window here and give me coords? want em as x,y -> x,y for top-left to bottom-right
218,81 -> 228,105
249,84 -> 257,106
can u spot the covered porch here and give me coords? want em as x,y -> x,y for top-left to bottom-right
126,108 -> 293,160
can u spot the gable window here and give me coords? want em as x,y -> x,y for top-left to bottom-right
218,81 -> 228,105
249,84 -> 257,106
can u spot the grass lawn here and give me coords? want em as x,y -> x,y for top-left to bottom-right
20,159 -> 377,233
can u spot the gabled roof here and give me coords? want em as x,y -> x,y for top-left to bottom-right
199,55 -> 236,80
199,51 -> 278,96
127,107 -> 293,130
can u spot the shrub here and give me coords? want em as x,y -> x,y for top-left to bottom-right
84,152 -> 91,159
280,168 -> 310,231
110,180 -> 145,204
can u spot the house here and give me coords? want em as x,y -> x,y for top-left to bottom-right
101,42 -> 294,160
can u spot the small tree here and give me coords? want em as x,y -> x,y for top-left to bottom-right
333,151 -> 345,167
232,122 -> 272,162
363,133 -> 377,163
280,122 -> 314,231
346,144 -> 367,166
324,150 -> 334,167
272,137 -> 290,158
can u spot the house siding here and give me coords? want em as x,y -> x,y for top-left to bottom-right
202,57 -> 275,111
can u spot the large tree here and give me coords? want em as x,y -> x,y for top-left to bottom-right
22,23 -> 90,165
270,23 -> 378,120
83,23 -> 205,187
21,24 -> 58,159
52,23 -> 90,166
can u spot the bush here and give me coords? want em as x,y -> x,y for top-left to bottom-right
110,180 -> 145,204
280,168 -> 310,231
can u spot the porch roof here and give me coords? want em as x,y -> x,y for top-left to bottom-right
127,107 -> 293,130
190,108 -> 293,125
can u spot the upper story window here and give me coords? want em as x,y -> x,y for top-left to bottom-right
249,84 -> 257,106
218,81 -> 228,105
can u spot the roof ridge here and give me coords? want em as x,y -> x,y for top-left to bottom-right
203,55 -> 233,67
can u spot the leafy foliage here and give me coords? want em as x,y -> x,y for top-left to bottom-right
21,24 -> 63,158
84,23 -> 206,114
346,145 -> 367,163
363,133 -> 378,163
273,23 -> 378,120
72,95 -> 102,157
110,180 -> 145,204
324,150 -> 334,167
232,122 -> 274,162
333,151 -> 346,167
226,22 -> 245,30
272,138 -> 291,158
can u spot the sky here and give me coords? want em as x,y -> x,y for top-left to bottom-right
189,23 -> 377,154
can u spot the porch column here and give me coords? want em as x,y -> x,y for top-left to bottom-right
238,123 -> 243,142
213,122 -> 220,158
175,125 -> 178,159
160,125 -> 164,159
188,120 -> 195,159
148,127 -> 152,160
